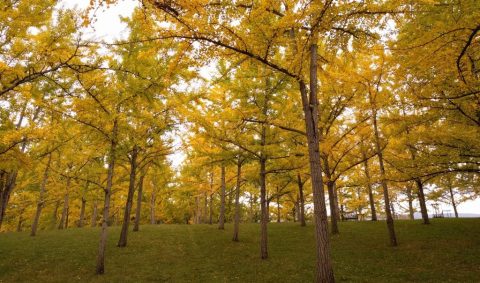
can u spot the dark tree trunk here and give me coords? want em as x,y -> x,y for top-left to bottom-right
276,188 -> 281,223
415,178 -> 430,224
322,157 -> 339,234
31,153 -> 52,236
203,191 -> 208,223
0,172 -> 17,230
297,174 -> 306,227
17,212 -> 24,232
58,178 -> 71,230
51,199 -> 60,228
209,171 -> 214,225
91,200 -> 98,227
232,157 -> 242,242
259,157 -> 268,259
372,106 -> 398,246
362,156 -> 377,221
133,173 -> 144,231
218,164 -> 226,230
79,197 -> 86,228
118,145 -> 138,247
96,118 -> 118,275
299,42 -> 334,281
448,179 -> 458,218
406,185 -> 415,220
150,186 -> 157,225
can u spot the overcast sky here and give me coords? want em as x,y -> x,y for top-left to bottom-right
58,0 -> 479,216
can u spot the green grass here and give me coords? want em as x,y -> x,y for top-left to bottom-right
0,219 -> 479,282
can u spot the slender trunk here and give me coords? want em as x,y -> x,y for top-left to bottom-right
414,178 -> 430,224
91,200 -> 98,227
259,157 -> 268,259
233,158 -> 242,242
362,156 -> 377,221
118,145 -> 138,247
194,195 -> 200,224
276,188 -> 281,223
322,157 -> 339,234
133,173 -> 144,231
407,185 -> 414,220
299,41 -> 334,281
0,172 -> 18,229
96,118 -> 118,275
297,174 -> 306,227
79,197 -> 86,227
203,191 -> 208,223
17,212 -> 24,232
30,153 -> 52,236
218,164 -> 226,229
447,177 -> 458,218
51,199 -> 60,228
372,106 -> 397,246
58,178 -> 71,230
209,171 -> 214,225
209,193 -> 213,225
150,188 -> 156,225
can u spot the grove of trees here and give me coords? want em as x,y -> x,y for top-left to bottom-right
0,0 -> 478,282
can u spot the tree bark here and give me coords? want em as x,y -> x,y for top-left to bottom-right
58,177 -> 71,230
362,156 -> 377,221
150,185 -> 157,225
298,40 -> 334,283
259,157 -> 268,259
209,171 -> 214,225
118,145 -> 138,247
297,174 -> 306,227
414,178 -> 430,224
96,118 -> 118,275
447,177 -> 458,218
133,173 -> 144,231
232,157 -> 242,242
276,187 -> 281,223
91,200 -> 98,227
372,106 -> 398,246
406,185 -> 415,220
218,164 -> 226,230
79,197 -> 86,228
30,153 -> 52,236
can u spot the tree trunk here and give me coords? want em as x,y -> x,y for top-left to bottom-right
58,178 -> 71,230
299,42 -> 334,281
203,191 -> 208,223
30,153 -> 52,237
96,118 -> 118,275
150,188 -> 156,225
297,174 -> 306,227
118,145 -> 138,247
133,173 -> 144,231
372,106 -> 398,246
414,178 -> 430,224
322,156 -> 339,234
447,177 -> 458,218
232,157 -> 242,242
17,213 -> 24,232
0,172 -> 17,230
218,164 -> 226,230
259,157 -> 268,259
362,156 -> 377,221
276,188 -> 281,223
91,200 -> 98,227
406,185 -> 415,220
209,171 -> 214,225
79,197 -> 86,228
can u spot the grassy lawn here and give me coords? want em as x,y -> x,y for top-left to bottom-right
0,219 -> 479,282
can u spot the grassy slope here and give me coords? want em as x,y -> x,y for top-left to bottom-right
0,219 -> 479,282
